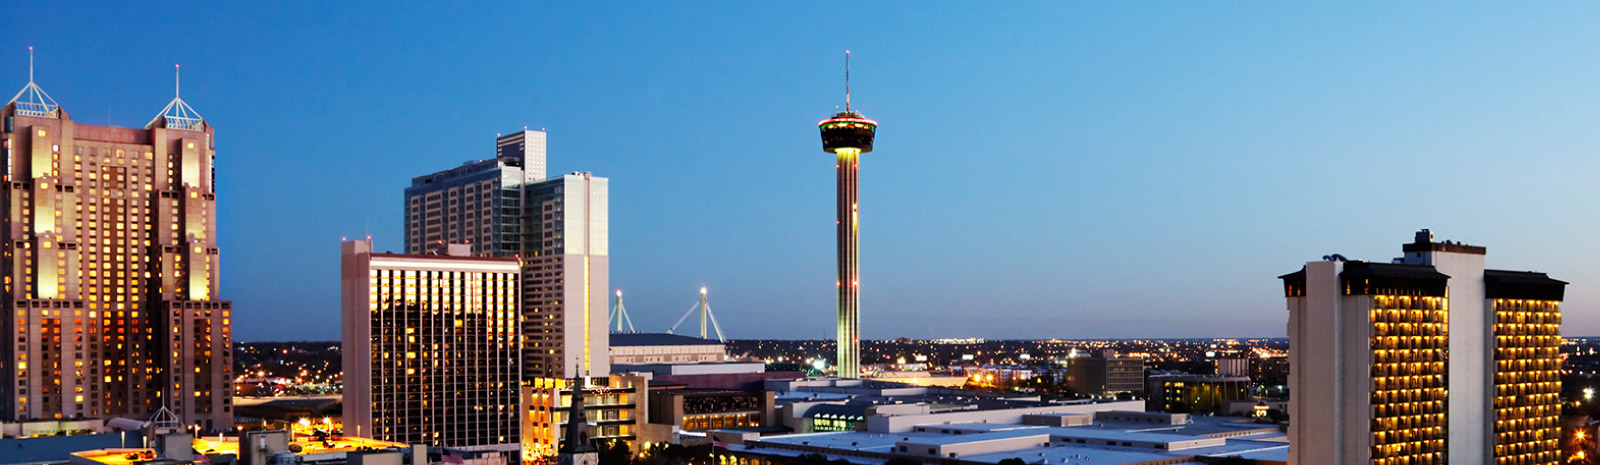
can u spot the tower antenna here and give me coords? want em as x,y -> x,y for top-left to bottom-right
175,64 -> 180,99
844,50 -> 851,112
28,46 -> 34,83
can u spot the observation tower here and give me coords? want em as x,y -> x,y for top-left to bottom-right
817,51 -> 876,379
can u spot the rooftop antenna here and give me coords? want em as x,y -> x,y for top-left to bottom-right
11,47 -> 60,118
844,50 -> 851,112
147,63 -> 203,130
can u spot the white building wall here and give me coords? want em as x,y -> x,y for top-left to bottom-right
1288,261 -> 1342,465
557,174 -> 609,376
1403,249 -> 1488,464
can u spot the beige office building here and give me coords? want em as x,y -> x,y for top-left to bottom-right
0,69 -> 233,430
340,240 -> 521,450
522,173 -> 609,380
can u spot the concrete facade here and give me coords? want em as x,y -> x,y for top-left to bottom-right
1283,230 -> 1566,465
608,333 -> 723,365
1398,234 -> 1491,464
522,373 -> 648,457
402,134 -> 609,381
523,174 -> 609,379
1,81 -> 232,430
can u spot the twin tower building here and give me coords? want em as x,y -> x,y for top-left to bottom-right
1283,230 -> 1564,465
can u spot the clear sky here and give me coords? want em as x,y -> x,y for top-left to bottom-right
6,3 -> 1600,341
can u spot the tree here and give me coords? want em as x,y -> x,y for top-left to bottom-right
1264,408 -> 1288,422
597,439 -> 631,465
997,458 -> 1027,465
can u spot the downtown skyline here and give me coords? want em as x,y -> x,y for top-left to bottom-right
8,3 -> 1600,341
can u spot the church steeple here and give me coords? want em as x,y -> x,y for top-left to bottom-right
558,369 -> 599,465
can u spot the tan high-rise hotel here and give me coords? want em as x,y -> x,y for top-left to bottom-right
0,65 -> 233,430
1281,230 -> 1564,465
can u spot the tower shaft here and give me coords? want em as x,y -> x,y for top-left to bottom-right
836,147 -> 861,378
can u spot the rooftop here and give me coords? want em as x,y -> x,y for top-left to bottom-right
611,332 -> 724,347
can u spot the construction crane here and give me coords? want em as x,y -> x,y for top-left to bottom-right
667,286 -> 725,342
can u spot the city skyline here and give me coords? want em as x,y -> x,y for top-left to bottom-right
9,4 -> 1600,341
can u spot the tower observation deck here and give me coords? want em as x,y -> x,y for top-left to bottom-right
817,52 -> 876,379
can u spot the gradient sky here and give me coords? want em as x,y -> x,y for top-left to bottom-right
6,3 -> 1600,341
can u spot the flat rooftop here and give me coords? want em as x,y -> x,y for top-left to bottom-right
71,449 -> 162,465
742,417 -> 1289,465
192,435 -> 407,457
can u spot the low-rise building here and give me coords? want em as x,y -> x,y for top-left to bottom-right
609,333 -> 726,365
522,373 -> 650,457
723,411 -> 1287,465
1144,374 -> 1250,414
1064,351 -> 1144,397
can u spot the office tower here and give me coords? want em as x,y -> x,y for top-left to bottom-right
1280,230 -> 1565,465
340,240 -> 522,450
404,131 -> 545,257
404,132 -> 608,381
497,130 -> 547,183
522,173 -> 609,380
817,52 -> 876,379
0,61 -> 233,430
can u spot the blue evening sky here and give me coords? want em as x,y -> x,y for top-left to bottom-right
6,3 -> 1600,341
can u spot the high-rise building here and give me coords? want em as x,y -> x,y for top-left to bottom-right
816,52 -> 876,379
340,240 -> 522,451
1280,230 -> 1565,465
522,173 -> 609,380
0,61 -> 233,430
403,132 -> 607,380
403,131 -> 545,257
497,130 -> 547,183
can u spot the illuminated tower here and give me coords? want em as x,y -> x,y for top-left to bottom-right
817,51 -> 876,379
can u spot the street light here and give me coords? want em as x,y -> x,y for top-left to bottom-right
1586,387 -> 1595,401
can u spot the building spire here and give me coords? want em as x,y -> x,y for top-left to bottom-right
147,63 -> 205,130
10,46 -> 60,118
844,50 -> 851,113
